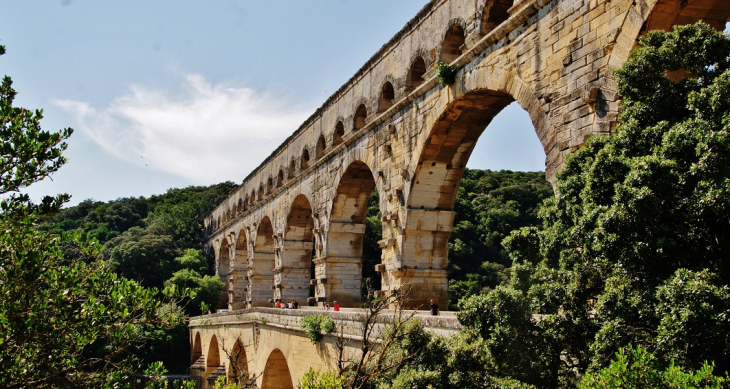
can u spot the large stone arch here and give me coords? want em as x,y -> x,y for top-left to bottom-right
326,148 -> 382,213
229,229 -> 249,310
391,67 -> 546,309
277,194 -> 315,304
250,216 -> 276,307
320,157 -> 380,307
260,349 -> 294,389
607,0 -> 729,71
407,67 -> 549,190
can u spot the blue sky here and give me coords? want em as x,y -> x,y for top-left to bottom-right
1,1 -> 546,206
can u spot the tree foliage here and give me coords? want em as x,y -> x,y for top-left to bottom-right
460,22 -> 730,385
0,44 -> 190,387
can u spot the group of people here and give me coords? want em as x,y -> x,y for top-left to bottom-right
271,298 -> 439,314
321,301 -> 340,311
275,299 -> 299,309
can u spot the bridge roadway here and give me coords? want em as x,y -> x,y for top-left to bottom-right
188,307 -> 461,388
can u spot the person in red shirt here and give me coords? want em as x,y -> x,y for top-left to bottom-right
333,301 -> 340,311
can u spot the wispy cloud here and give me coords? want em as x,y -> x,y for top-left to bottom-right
54,74 -> 312,183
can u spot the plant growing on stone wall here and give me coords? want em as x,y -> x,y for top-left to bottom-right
300,314 -> 335,343
436,62 -> 458,87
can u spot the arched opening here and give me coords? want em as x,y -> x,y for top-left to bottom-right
261,349 -> 294,389
267,177 -> 274,194
324,160 -> 379,307
250,190 -> 256,204
440,24 -> 466,64
402,89 -> 550,310
237,198 -> 244,214
316,135 -> 326,158
218,238 -> 231,309
250,217 -> 276,307
229,230 -> 249,310
205,335 -> 221,378
640,0 -> 730,33
278,169 -> 284,187
218,238 -> 230,278
406,56 -> 427,91
258,185 -> 264,202
227,339 -> 249,385
280,194 -> 314,305
378,82 -> 395,113
354,104 -> 367,131
301,148 -> 310,170
480,0 -> 511,34
333,121 -> 345,146
289,159 -> 297,178
192,332 -> 203,363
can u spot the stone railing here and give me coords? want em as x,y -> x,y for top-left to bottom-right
189,307 -> 462,340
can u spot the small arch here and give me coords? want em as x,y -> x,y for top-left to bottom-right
237,198 -> 244,214
480,0 -> 511,34
217,216 -> 222,229
378,82 -> 395,113
258,184 -> 264,201
316,135 -> 326,158
301,147 -> 310,169
289,159 -> 297,178
206,335 -> 221,378
354,104 -> 367,131
192,332 -> 202,363
326,159 -> 378,307
267,177 -> 274,193
277,169 -> 285,187
227,339 -> 249,384
407,56 -> 427,91
440,24 -> 466,64
261,349 -> 294,389
250,191 -> 256,205
333,121 -> 345,146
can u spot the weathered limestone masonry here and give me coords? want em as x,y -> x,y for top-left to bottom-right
189,308 -> 461,388
201,0 -> 728,317
193,0 -> 728,386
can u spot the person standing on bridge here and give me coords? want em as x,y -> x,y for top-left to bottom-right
430,299 -> 439,316
333,301 -> 340,311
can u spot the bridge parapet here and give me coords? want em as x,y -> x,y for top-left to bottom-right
190,307 -> 462,341
189,307 -> 462,388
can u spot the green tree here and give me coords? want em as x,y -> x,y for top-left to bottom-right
106,224 -> 182,288
0,44 -> 187,388
487,22 -> 730,385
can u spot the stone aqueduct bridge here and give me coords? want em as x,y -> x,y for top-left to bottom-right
191,0 -> 729,386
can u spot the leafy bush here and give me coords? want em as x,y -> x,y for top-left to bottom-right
436,62 -> 458,86
298,368 -> 346,389
300,314 -> 335,343
578,345 -> 728,388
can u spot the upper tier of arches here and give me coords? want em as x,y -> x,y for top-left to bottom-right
204,0 -> 518,234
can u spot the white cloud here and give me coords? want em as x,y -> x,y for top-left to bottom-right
54,74 -> 312,183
